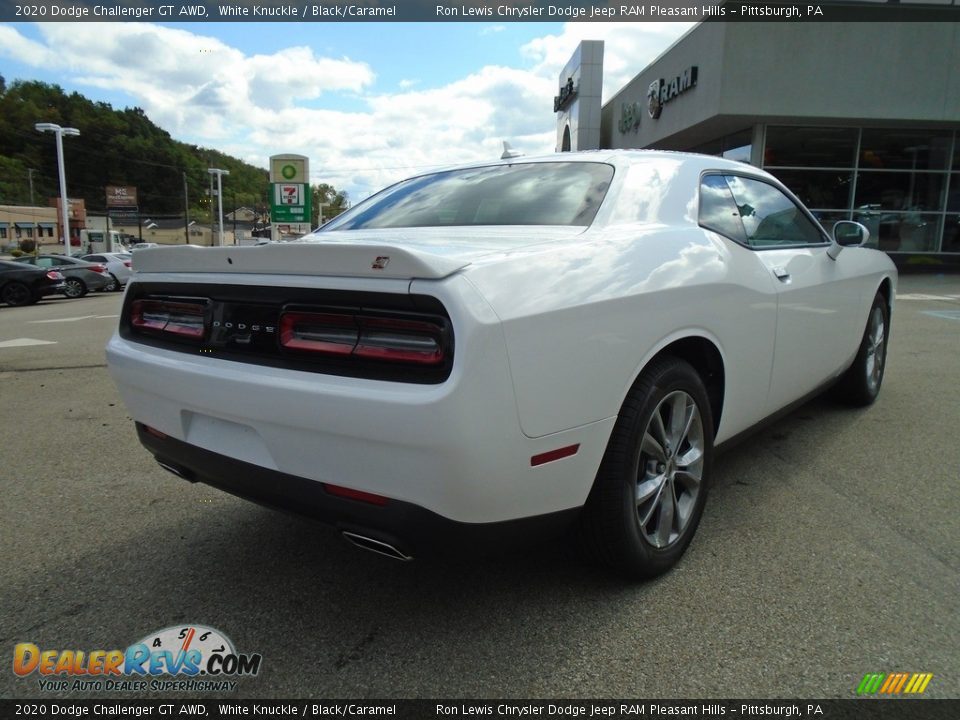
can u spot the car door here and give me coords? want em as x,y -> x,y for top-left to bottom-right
719,174 -> 863,412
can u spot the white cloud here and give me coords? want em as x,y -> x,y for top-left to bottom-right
0,21 -> 691,201
521,22 -> 694,102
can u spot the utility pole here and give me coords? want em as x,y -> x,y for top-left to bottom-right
183,171 -> 190,244
208,167 -> 215,245
27,168 -> 36,205
207,168 -> 229,247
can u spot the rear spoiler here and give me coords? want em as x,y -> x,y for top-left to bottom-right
131,243 -> 471,280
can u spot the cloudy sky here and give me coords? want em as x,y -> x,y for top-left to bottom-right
0,21 -> 693,201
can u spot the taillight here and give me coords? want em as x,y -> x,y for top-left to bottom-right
280,310 -> 446,365
280,312 -> 356,355
354,316 -> 444,364
123,261 -> 132,268
131,299 -> 208,339
45,271 -> 64,281
89,264 -> 107,274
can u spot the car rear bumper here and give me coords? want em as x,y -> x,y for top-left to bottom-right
137,422 -> 580,558
36,282 -> 65,298
107,327 -> 615,526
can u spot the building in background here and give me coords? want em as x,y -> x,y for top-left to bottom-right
0,205 -> 59,249
559,19 -> 960,266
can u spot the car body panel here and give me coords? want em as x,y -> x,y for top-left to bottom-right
108,272 -> 615,521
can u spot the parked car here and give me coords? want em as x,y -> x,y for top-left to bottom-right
131,243 -> 160,250
106,151 -> 896,577
0,260 -> 65,306
15,254 -> 111,298
81,252 -> 133,292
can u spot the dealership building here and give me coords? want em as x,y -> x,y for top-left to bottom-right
555,19 -> 960,266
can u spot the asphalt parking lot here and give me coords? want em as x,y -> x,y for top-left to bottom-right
0,276 -> 957,700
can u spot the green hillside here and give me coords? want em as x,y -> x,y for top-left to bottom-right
0,76 -> 274,221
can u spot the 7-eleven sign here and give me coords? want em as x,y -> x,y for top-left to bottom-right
270,182 -> 310,223
276,184 -> 302,205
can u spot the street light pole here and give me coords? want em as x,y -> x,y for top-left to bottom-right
208,168 -> 230,247
35,122 -> 80,256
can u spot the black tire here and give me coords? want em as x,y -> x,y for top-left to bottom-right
580,356 -> 714,579
2,281 -> 35,307
834,292 -> 889,407
103,274 -> 120,292
63,278 -> 87,299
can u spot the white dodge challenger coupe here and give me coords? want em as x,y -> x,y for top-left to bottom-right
107,151 -> 896,577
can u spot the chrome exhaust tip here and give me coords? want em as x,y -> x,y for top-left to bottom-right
341,531 -> 413,562
156,459 -> 196,482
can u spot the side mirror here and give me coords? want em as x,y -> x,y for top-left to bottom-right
833,220 -> 870,247
828,220 -> 870,259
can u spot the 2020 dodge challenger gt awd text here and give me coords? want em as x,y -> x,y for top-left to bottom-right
107,151 -> 896,577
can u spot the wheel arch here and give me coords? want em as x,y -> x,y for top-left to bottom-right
625,334 -> 726,439
876,275 -> 894,313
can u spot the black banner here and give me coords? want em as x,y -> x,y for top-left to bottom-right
1,0 -> 959,23
0,700 -> 958,720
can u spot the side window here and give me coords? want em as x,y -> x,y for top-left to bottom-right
699,175 -> 747,244
87,255 -> 104,262
36,257 -> 54,268
724,175 -> 825,248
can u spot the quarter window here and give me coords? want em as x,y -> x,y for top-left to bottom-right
699,175 -> 747,244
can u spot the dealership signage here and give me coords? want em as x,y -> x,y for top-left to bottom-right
619,101 -> 643,134
553,77 -> 577,112
106,185 -> 138,218
647,66 -> 698,119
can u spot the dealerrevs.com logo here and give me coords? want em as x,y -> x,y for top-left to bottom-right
13,625 -> 262,693
857,672 -> 934,695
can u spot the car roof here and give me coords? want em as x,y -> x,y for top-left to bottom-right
397,149 -> 760,182
1,259 -> 40,269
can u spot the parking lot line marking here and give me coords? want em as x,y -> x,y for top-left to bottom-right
0,338 -> 58,348
920,310 -> 960,321
897,294 -> 960,302
28,316 -> 98,324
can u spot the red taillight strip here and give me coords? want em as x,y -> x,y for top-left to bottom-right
530,444 -> 580,467
279,311 -> 356,354
280,310 -> 446,366
323,483 -> 389,506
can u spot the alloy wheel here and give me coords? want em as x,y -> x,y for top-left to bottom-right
864,305 -> 885,394
635,390 -> 705,549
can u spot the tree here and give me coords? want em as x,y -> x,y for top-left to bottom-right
0,79 -> 352,228
312,183 -> 349,226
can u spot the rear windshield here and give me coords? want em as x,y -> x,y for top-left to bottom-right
324,162 -> 614,230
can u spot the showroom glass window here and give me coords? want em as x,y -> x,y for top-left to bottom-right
690,129 -> 753,165
763,126 -> 957,253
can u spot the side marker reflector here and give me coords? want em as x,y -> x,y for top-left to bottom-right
530,444 -> 580,467
323,483 -> 389,506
